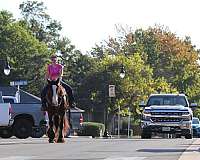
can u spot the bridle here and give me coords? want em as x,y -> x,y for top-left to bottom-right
46,83 -> 68,110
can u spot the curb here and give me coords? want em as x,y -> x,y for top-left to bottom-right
178,138 -> 200,160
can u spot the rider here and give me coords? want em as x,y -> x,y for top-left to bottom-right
41,54 -> 75,111
41,54 -> 63,111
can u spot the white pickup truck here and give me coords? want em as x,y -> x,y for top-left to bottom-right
0,92 -> 14,138
0,92 -> 84,138
1,95 -> 47,139
140,94 -> 195,139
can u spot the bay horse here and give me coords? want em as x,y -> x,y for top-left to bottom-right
45,79 -> 70,143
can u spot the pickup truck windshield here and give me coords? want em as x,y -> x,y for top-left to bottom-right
147,96 -> 188,107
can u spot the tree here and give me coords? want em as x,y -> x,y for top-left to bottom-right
19,0 -> 62,48
0,10 -> 49,95
78,53 -> 156,124
104,25 -> 200,102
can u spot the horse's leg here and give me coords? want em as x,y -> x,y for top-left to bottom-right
53,114 -> 60,143
64,113 -> 70,138
47,114 -> 55,143
57,112 -> 64,143
57,112 -> 69,143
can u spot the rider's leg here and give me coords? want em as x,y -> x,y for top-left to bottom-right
60,80 -> 74,107
60,80 -> 74,130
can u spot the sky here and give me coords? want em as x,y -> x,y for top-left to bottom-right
0,0 -> 200,53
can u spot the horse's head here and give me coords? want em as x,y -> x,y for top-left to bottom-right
46,80 -> 69,109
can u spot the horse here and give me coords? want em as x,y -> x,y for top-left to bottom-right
45,80 -> 70,143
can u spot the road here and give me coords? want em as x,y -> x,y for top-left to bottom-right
0,137 -> 200,160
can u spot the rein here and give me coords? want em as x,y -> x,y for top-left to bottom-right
46,83 -> 68,110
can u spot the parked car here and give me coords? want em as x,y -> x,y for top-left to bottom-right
68,107 -> 84,133
192,117 -> 200,138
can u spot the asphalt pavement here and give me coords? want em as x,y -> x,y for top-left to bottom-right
0,136 -> 200,160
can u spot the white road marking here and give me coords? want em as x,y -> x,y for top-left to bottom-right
178,139 -> 200,160
0,140 -> 42,145
0,156 -> 36,160
104,157 -> 146,160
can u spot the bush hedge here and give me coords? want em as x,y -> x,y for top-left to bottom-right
77,122 -> 105,138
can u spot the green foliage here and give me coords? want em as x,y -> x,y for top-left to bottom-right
18,1 -> 89,94
19,0 -> 62,48
77,122 -> 105,137
0,10 -> 49,95
78,52 -> 156,118
194,108 -> 200,120
133,26 -> 200,97
1,1 -> 200,127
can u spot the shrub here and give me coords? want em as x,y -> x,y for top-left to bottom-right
77,122 -> 105,138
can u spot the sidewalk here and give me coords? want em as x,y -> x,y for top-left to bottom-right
178,138 -> 200,160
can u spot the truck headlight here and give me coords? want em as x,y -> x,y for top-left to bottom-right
142,110 -> 151,120
182,114 -> 192,121
143,110 -> 151,116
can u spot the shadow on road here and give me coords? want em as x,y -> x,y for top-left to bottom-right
137,148 -> 199,153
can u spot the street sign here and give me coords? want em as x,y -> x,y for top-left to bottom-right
10,80 -> 28,86
109,85 -> 116,97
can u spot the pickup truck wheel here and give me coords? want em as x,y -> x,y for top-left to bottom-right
0,128 -> 13,138
14,119 -> 32,139
175,134 -> 182,138
185,134 -> 192,139
141,132 -> 152,139
31,127 -> 46,138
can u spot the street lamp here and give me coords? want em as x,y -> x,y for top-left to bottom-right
119,65 -> 125,79
4,61 -> 11,75
117,65 -> 125,138
103,64 -> 126,138
0,59 -> 11,76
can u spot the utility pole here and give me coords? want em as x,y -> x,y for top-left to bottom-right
118,105 -> 120,138
128,107 -> 131,138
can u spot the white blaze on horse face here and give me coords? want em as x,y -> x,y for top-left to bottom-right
52,85 -> 58,106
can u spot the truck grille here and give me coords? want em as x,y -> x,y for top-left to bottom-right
151,117 -> 182,122
151,112 -> 182,116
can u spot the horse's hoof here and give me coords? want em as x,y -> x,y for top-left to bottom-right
57,138 -> 65,143
49,139 -> 54,143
